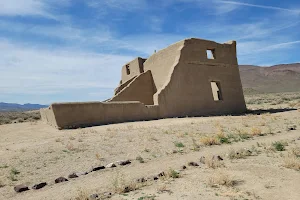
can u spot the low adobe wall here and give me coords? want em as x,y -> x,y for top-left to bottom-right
41,102 -> 159,129
40,106 -> 58,127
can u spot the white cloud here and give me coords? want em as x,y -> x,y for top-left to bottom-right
87,0 -> 147,11
0,0 -> 70,19
0,19 -> 112,44
218,0 -> 300,14
0,39 -> 133,97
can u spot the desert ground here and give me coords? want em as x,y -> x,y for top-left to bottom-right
0,92 -> 300,200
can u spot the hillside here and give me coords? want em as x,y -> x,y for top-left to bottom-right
0,103 -> 48,112
239,63 -> 300,94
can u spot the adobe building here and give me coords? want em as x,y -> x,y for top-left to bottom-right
40,38 -> 247,129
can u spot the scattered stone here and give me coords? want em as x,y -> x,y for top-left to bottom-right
90,193 -> 99,199
152,176 -> 158,180
76,171 -> 89,176
188,162 -> 199,166
102,192 -> 112,198
297,137 -> 300,140
55,177 -> 68,183
14,184 -> 29,193
92,166 -> 105,171
106,163 -> 117,168
123,186 -> 131,193
136,177 -> 146,183
182,165 -> 187,170
213,155 -> 223,161
117,160 -> 131,166
68,173 -> 78,179
200,156 -> 206,164
157,172 -> 165,177
287,125 -> 297,131
32,182 -> 47,190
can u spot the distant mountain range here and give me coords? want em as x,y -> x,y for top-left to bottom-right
239,63 -> 300,94
0,102 -> 48,112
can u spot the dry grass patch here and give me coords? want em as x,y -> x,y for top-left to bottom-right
0,179 -> 5,188
283,147 -> 300,171
200,136 -> 221,146
208,170 -> 237,187
72,188 -> 90,200
111,172 -> 143,194
227,147 -> 257,159
167,168 -> 180,179
251,127 -> 264,136
205,157 -> 224,169
0,110 -> 41,125
283,156 -> 300,171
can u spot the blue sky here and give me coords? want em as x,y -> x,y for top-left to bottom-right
0,0 -> 300,104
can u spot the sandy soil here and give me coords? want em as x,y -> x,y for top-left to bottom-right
0,93 -> 299,200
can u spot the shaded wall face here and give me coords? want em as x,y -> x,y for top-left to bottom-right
157,39 -> 246,117
110,71 -> 156,105
121,58 -> 146,83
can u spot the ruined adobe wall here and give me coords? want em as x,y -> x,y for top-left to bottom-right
143,41 -> 184,93
40,106 -> 58,127
156,38 -> 246,118
114,76 -> 136,95
110,71 -> 156,105
121,57 -> 146,83
42,102 -> 159,129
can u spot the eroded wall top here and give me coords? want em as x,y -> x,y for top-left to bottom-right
121,57 -> 146,83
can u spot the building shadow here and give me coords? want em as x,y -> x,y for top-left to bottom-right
245,108 -> 297,115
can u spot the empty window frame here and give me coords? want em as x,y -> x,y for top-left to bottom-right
206,49 -> 216,59
126,65 -> 130,75
210,81 -> 223,101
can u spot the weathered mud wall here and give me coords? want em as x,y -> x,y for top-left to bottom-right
110,71 -> 156,105
121,57 -> 146,83
40,106 -> 58,127
143,41 -> 184,92
156,39 -> 246,118
41,102 -> 159,129
41,38 -> 246,129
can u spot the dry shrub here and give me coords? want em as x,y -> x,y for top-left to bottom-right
200,136 -> 220,146
0,180 -> 5,188
251,127 -> 263,136
111,172 -> 140,194
95,153 -> 104,161
290,147 -> 300,157
206,157 -> 224,169
66,143 -> 75,151
69,136 -> 76,140
0,111 -> 41,125
208,170 -> 236,187
283,147 -> 300,171
72,188 -> 89,200
227,148 -> 252,159
167,168 -> 180,178
283,156 -> 300,171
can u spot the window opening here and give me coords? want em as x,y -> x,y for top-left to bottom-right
126,65 -> 130,75
206,49 -> 216,59
211,81 -> 222,101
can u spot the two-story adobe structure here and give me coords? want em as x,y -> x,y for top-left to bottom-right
40,38 -> 246,129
